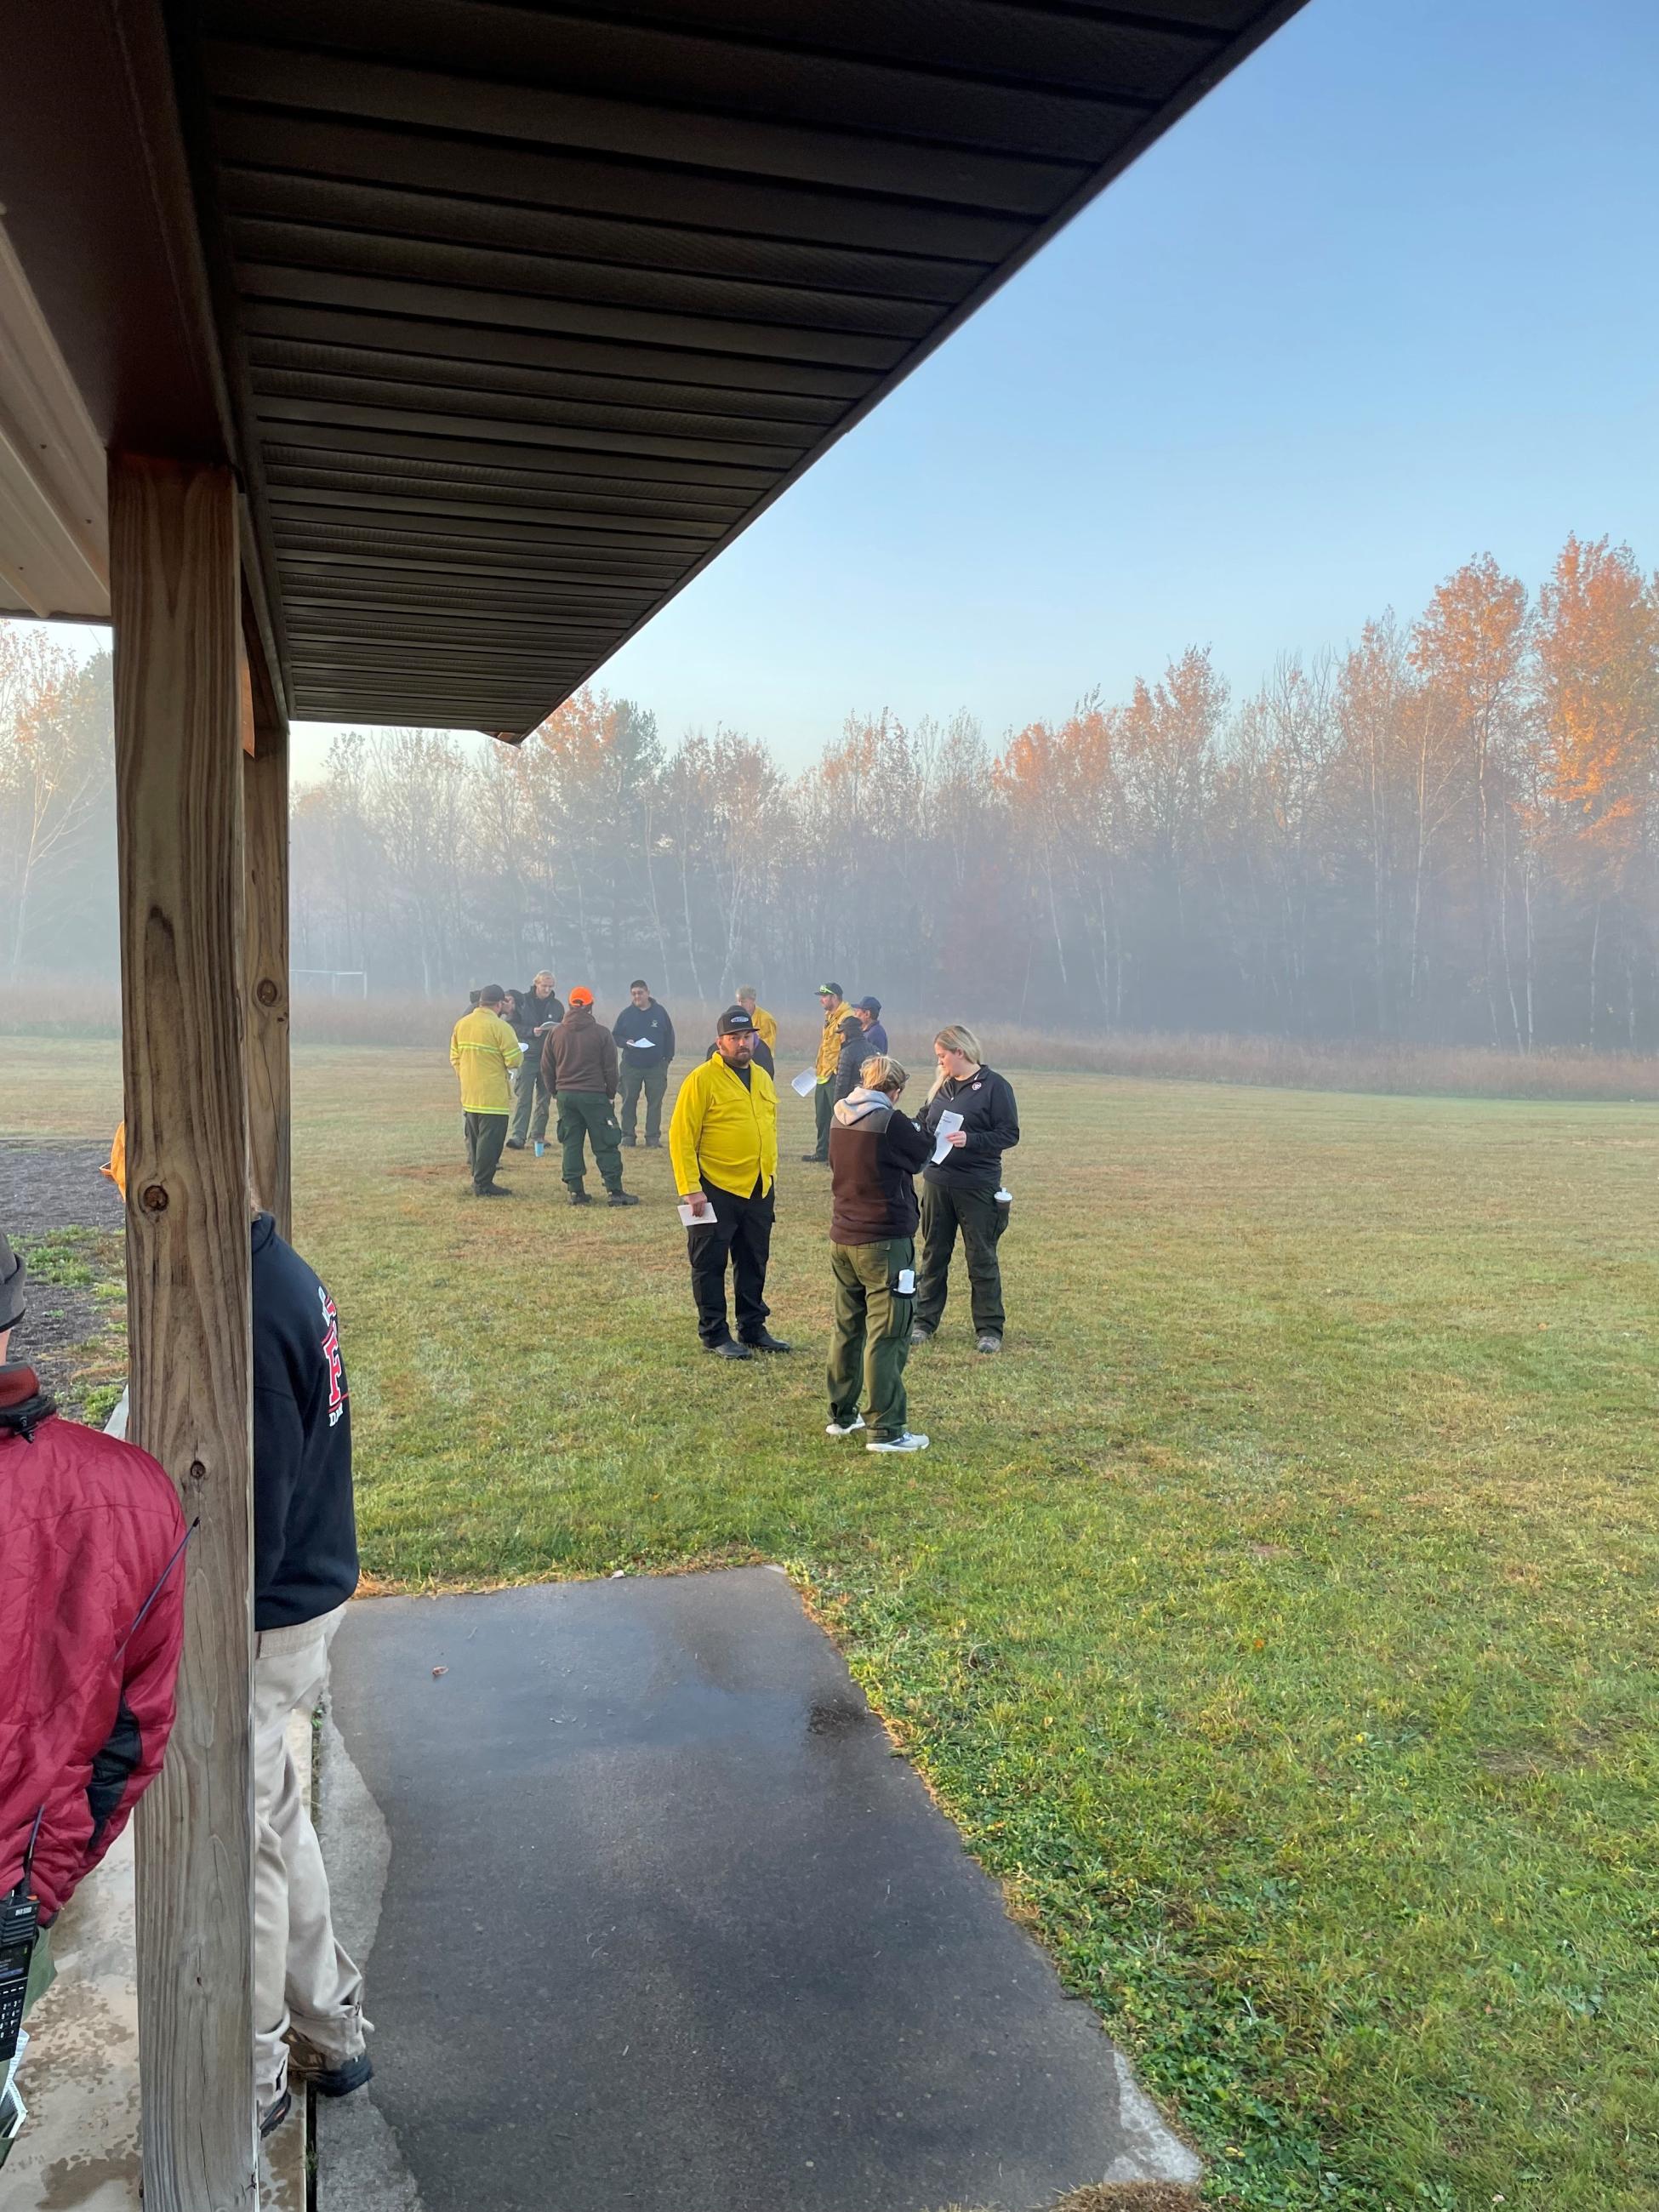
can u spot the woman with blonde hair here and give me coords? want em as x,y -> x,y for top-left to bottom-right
912,1023 -> 1020,1354
825,1052 -> 933,1450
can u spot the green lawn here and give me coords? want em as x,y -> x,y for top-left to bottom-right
8,1040 -> 1657,2211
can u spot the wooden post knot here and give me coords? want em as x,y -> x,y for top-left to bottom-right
140,1183 -> 168,1214
187,1460 -> 207,1483
255,976 -> 282,1007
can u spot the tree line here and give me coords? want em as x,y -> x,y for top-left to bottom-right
3,533 -> 1655,1052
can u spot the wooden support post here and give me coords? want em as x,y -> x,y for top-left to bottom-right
111,453 -> 257,2211
243,657 -> 291,1237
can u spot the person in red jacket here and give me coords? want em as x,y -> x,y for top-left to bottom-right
0,1229 -> 186,2162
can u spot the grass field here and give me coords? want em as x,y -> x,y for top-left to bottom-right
5,1040 -> 1657,2211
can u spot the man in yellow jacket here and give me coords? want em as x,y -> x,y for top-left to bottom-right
735,986 -> 777,1055
803,982 -> 851,1165
669,1005 -> 791,1361
448,983 -> 522,1197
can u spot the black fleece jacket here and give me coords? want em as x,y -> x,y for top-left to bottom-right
919,1066 -> 1020,1192
253,1214 -> 359,1631
613,1000 -> 676,1069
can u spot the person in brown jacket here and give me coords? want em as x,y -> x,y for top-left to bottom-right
541,988 -> 638,1207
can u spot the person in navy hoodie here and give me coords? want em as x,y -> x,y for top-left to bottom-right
250,1209 -> 371,2139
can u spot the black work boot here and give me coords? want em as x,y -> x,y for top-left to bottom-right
710,1338 -> 753,1360
608,1189 -> 641,1207
567,1184 -> 592,1206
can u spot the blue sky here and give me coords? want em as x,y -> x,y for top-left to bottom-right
27,0 -> 1659,784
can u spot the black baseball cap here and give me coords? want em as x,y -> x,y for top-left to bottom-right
816,981 -> 842,998
716,1005 -> 755,1036
0,1232 -> 26,1334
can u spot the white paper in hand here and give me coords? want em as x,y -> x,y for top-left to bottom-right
932,1109 -> 965,1165
678,1200 -> 713,1229
790,1069 -> 817,1098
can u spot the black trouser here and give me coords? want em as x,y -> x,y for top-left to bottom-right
464,1110 -> 509,1194
687,1176 -> 774,1347
915,1179 -> 1008,1337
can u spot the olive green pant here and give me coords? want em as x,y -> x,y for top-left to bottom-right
619,1063 -> 668,1145
508,1058 -> 553,1147
915,1180 -> 1007,1337
827,1235 -> 915,1443
812,1079 -> 833,1160
557,1091 -> 624,1193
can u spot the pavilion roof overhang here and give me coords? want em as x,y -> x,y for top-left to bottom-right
0,0 -> 1307,739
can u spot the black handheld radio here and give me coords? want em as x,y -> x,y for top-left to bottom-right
1,1811 -> 43,2067
0,1889 -> 39,2067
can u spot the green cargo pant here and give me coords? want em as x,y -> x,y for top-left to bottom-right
915,1180 -> 1008,1337
828,1235 -> 915,1443
812,1078 -> 833,1160
463,1109 -> 510,1194
557,1091 -> 624,1193
619,1063 -> 668,1145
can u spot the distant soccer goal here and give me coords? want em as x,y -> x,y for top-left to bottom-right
293,968 -> 368,998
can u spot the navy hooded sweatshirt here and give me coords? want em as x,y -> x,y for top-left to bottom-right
253,1213 -> 359,1631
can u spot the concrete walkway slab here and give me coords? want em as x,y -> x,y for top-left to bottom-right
319,1568 -> 1199,2212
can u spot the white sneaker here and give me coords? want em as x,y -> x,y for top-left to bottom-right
867,1431 -> 929,1453
825,1415 -> 866,1437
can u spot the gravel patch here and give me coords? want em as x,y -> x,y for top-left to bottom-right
0,1140 -> 126,1414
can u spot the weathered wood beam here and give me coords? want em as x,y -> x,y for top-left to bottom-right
243,657 -> 292,1237
111,452 -> 256,2212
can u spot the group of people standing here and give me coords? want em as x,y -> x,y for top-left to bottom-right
450,976 -> 686,1204
448,978 -> 1019,1451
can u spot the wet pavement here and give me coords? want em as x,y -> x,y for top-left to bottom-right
319,1568 -> 1200,2212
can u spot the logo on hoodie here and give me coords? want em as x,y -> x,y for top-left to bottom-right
319,1285 -> 346,1426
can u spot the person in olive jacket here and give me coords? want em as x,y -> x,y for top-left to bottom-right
912,1023 -> 1019,1354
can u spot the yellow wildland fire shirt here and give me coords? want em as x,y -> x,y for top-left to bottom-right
670,1055 -> 778,1200
814,1001 -> 850,1081
750,1005 -> 778,1052
449,1006 -> 522,1114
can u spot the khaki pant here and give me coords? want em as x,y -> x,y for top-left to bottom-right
254,1605 -> 364,2101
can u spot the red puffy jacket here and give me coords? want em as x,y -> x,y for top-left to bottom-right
0,1367 -> 186,1918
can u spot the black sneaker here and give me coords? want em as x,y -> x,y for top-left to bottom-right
505,1139 -> 526,1150
608,1190 -> 641,1207
259,2089 -> 292,2139
744,1331 -> 793,1354
568,1189 -> 592,1206
799,1153 -> 825,1163
709,1338 -> 754,1360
